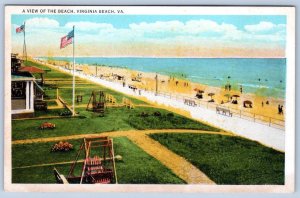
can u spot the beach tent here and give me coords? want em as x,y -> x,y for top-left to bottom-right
243,100 -> 253,108
195,89 -> 204,99
232,94 -> 240,104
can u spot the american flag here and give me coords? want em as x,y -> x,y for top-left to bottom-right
60,30 -> 74,49
16,24 -> 25,33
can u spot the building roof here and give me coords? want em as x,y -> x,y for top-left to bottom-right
12,73 -> 35,81
19,66 -> 45,74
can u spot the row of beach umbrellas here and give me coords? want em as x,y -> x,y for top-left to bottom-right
194,88 -> 241,100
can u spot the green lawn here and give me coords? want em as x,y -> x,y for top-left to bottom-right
12,137 -> 184,184
45,100 -> 57,106
58,86 -> 145,105
12,107 -> 218,141
150,133 -> 285,185
25,60 -> 146,104
34,108 -> 70,118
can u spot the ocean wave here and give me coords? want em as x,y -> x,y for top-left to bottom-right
239,83 -> 270,89
189,76 -> 223,81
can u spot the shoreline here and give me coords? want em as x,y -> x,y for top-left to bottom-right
36,58 -> 285,121
37,56 -> 286,100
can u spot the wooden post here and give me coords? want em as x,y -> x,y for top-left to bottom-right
111,139 -> 118,184
56,88 -> 59,100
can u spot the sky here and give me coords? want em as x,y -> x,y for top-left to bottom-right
11,15 -> 287,58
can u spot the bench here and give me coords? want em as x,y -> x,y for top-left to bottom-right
184,99 -> 197,107
216,107 -> 232,117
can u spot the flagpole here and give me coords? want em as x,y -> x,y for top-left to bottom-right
23,21 -> 27,62
72,25 -> 75,116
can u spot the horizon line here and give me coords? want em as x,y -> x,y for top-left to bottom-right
34,55 -> 286,59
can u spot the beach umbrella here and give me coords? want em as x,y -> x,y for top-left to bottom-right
232,94 -> 240,99
208,92 -> 215,99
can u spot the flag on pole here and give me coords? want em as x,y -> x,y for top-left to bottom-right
60,29 -> 74,49
16,24 -> 25,33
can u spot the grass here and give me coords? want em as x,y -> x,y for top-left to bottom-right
45,100 -> 57,106
12,107 -> 218,141
58,86 -> 145,105
25,60 -> 146,104
33,108 -> 69,118
126,109 -> 219,131
12,137 -> 184,184
150,133 -> 285,185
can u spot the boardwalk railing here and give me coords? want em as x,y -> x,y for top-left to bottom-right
156,91 -> 285,130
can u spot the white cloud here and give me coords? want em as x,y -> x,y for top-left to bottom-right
129,19 -> 238,36
25,17 -> 60,28
129,20 -> 184,33
244,21 -> 285,33
64,21 -> 113,32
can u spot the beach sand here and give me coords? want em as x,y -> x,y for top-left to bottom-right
47,59 -> 285,122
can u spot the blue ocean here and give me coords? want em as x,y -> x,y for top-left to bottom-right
46,57 -> 286,99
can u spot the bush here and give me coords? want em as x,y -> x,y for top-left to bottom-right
51,141 -> 74,152
59,110 -> 72,116
167,113 -> 174,117
140,112 -> 149,117
153,111 -> 161,116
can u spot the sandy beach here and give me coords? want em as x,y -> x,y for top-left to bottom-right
76,63 -> 285,122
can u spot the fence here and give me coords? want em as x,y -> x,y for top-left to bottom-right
156,91 -> 285,130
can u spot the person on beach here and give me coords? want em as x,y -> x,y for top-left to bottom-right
240,85 -> 243,93
262,101 -> 264,107
278,104 -> 282,114
228,84 -> 231,91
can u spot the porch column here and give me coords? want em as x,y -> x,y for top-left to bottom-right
30,81 -> 34,110
26,81 -> 29,110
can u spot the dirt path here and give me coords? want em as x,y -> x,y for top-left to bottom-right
12,129 -> 231,145
13,129 -> 227,184
129,133 -> 215,184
